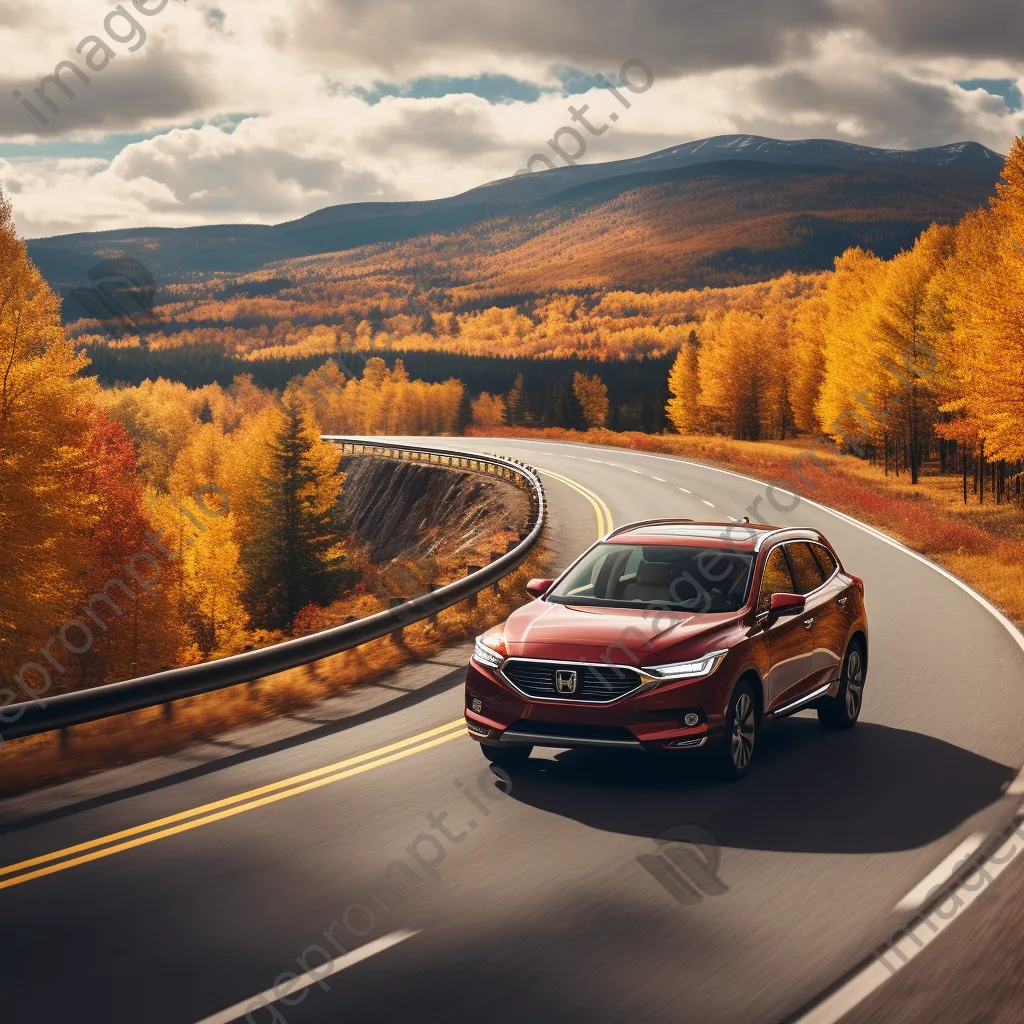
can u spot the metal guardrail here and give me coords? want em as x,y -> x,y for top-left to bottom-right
0,440 -> 545,744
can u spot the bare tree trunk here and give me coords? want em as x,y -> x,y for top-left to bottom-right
979,440 -> 985,505
131,601 -> 139,678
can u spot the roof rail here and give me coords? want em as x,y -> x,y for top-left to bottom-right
753,526 -> 822,551
604,518 -> 695,539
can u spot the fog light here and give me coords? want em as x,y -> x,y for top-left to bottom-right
684,713 -> 701,727
466,719 -> 490,736
471,698 -> 483,714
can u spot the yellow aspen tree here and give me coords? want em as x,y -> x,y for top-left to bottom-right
222,404 -> 281,554
698,311 -> 766,440
761,307 -> 794,440
816,248 -> 888,455
572,372 -> 610,429
665,331 -> 704,434
0,189 -> 97,688
166,423 -> 251,656
867,226 -> 954,481
471,393 -> 507,427
940,140 -> 1024,461
929,212 -> 992,459
788,290 -> 830,434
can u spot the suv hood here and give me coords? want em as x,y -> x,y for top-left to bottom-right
503,599 -> 739,662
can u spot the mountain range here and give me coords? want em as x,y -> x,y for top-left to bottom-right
27,134 -> 1005,314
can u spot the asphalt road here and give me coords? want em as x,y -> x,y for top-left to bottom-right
3,437 -> 1024,1024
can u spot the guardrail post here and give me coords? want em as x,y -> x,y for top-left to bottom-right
427,584 -> 439,624
2,441 -> 546,745
490,552 -> 503,592
466,568 -> 482,608
389,598 -> 406,644
163,702 -> 174,721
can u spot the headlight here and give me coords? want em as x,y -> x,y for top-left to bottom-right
473,633 -> 507,670
647,650 -> 729,680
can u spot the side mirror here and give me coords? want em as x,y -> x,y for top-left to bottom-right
765,593 -> 805,627
526,578 -> 555,600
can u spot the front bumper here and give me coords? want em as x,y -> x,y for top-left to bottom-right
465,661 -> 729,752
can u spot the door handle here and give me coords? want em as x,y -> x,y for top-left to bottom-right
803,618 -> 815,630
837,597 -> 848,608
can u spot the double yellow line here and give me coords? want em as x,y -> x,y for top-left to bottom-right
538,468 -> 614,539
0,719 -> 466,891
1,466 -> 619,893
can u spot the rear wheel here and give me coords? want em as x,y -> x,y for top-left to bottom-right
818,640 -> 866,730
711,680 -> 757,781
481,743 -> 533,768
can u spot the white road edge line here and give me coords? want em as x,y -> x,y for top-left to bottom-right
652,476 -> 667,483
795,823 -> 1023,1024
540,440 -> 1024,658
1006,765 -> 1024,795
894,834 -> 985,911
193,930 -> 418,1024
498,437 -> 1024,1022
702,500 -> 716,508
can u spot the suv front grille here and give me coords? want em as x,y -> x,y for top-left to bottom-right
501,659 -> 645,702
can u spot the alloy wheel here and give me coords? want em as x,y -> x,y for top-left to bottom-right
844,649 -> 865,719
731,692 -> 755,770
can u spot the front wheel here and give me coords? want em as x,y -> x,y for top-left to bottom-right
818,641 -> 866,730
711,680 -> 757,781
481,743 -> 533,768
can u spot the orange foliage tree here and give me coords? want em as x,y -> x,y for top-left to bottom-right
572,372 -> 610,429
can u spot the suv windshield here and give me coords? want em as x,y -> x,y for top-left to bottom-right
547,543 -> 755,613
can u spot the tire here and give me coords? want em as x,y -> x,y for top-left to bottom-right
481,743 -> 533,768
818,640 -> 866,731
711,680 -> 758,781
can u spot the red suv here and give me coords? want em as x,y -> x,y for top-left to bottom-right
465,520 -> 868,779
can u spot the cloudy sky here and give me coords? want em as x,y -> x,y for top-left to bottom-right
2,0 -> 1023,238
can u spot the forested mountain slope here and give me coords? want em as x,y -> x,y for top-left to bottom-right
29,136 -> 1002,312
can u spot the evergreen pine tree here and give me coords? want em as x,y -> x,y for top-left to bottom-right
506,373 -> 525,426
241,398 -> 347,631
455,388 -> 473,434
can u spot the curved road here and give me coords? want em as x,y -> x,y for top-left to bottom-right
2,437 -> 1024,1024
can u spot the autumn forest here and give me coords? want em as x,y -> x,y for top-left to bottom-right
3,139 -> 1024,702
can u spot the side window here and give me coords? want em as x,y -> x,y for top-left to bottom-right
786,543 -> 826,595
811,544 -> 838,580
757,547 -> 796,615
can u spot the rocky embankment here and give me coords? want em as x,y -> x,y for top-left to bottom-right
338,456 -> 530,564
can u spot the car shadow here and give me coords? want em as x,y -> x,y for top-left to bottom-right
500,717 -> 1017,855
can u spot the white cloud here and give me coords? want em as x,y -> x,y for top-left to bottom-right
1,1 -> 1022,236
